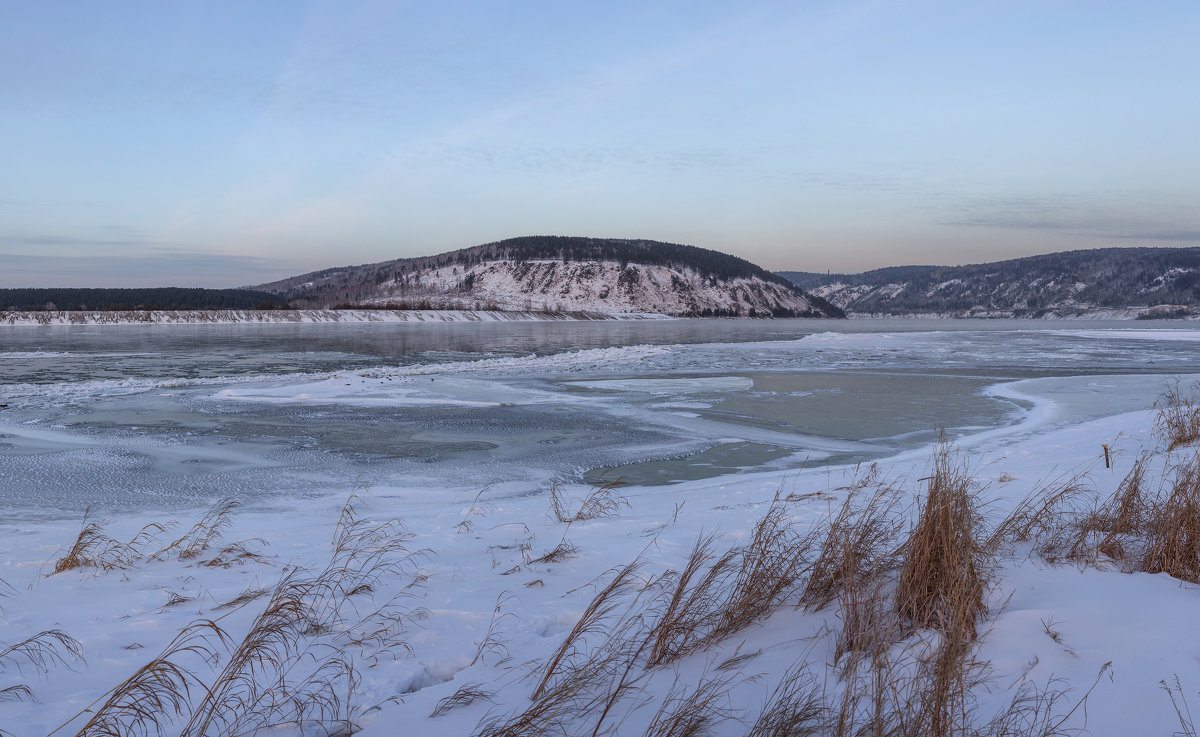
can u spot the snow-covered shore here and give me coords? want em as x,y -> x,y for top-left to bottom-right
846,308 -> 1190,320
3,370 -> 1200,736
0,308 -> 674,326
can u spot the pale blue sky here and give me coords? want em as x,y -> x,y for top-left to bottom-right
2,1 -> 1197,287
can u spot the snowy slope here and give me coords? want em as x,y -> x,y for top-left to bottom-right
363,259 -> 828,317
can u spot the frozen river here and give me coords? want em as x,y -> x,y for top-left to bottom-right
2,318 -> 1198,519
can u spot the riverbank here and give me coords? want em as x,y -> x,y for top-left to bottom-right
0,308 -> 675,326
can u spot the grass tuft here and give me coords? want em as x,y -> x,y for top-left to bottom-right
430,683 -> 496,717
52,510 -> 153,574
1142,452 -> 1200,582
549,479 -> 629,524
895,442 -> 987,637
1155,379 -> 1200,451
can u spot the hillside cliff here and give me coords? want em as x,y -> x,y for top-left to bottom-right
255,236 -> 843,318
779,247 -> 1200,318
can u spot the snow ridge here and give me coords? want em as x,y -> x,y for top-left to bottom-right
364,259 -> 828,317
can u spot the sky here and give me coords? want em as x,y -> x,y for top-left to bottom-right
1,1 -> 1198,288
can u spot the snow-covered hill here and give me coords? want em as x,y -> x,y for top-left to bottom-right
780,246 -> 1200,318
254,236 -> 843,318
358,259 -> 829,317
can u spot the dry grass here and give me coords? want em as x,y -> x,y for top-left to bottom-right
1155,379 -> 1200,451
1035,450 -> 1200,583
214,586 -> 270,611
49,497 -> 425,737
0,628 -> 82,719
54,498 -> 256,577
458,484 -> 498,534
644,533 -> 735,667
471,593 -> 513,667
430,683 -> 496,717
70,621 -> 228,737
640,672 -> 736,737
896,443 -> 987,638
1067,454 -> 1149,563
800,489 -> 901,613
986,474 -> 1089,559
531,559 -> 644,700
529,540 -> 579,565
1142,452 -> 1200,582
470,445 -> 1127,737
1162,676 -> 1197,737
144,498 -> 239,562
644,494 -> 816,667
549,479 -> 628,524
179,503 -> 423,736
709,493 -> 814,642
52,510 -> 160,575
746,662 -> 828,737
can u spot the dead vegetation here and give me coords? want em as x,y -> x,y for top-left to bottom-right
52,510 -> 158,574
52,498 -> 263,577
0,628 -> 82,727
46,497 -> 426,737
430,683 -> 496,717
1004,448 -> 1200,584
470,445 -> 1127,737
896,444 -> 987,637
549,479 -> 629,524
1155,379 -> 1200,451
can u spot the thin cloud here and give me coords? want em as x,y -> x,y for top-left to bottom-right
935,195 -> 1199,242
0,252 -> 291,289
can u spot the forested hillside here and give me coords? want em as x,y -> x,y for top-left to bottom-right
1,287 -> 288,312
779,247 -> 1200,316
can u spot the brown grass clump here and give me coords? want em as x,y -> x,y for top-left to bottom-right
549,479 -> 628,524
53,510 -> 160,574
430,683 -> 496,717
645,494 -> 815,667
1142,452 -> 1200,582
1067,454 -> 1149,563
529,541 -> 579,565
986,474 -> 1088,559
709,493 -> 814,641
173,500 -> 423,736
799,489 -> 901,613
471,594 -> 513,667
644,533 -> 734,667
1155,379 -> 1200,451
145,498 -> 239,562
531,559 -> 644,701
640,672 -> 736,737
895,443 -> 987,637
746,662 -> 828,737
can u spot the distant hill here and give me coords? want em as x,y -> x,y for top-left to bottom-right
0,287 -> 288,312
253,236 -> 844,318
778,247 -> 1200,317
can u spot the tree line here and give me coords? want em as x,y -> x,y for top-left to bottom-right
0,288 -> 291,312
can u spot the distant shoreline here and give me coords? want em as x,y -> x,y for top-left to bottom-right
3,307 -> 1194,326
0,308 -> 676,326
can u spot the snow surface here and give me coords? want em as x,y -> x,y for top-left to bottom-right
4,332 -> 1200,735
